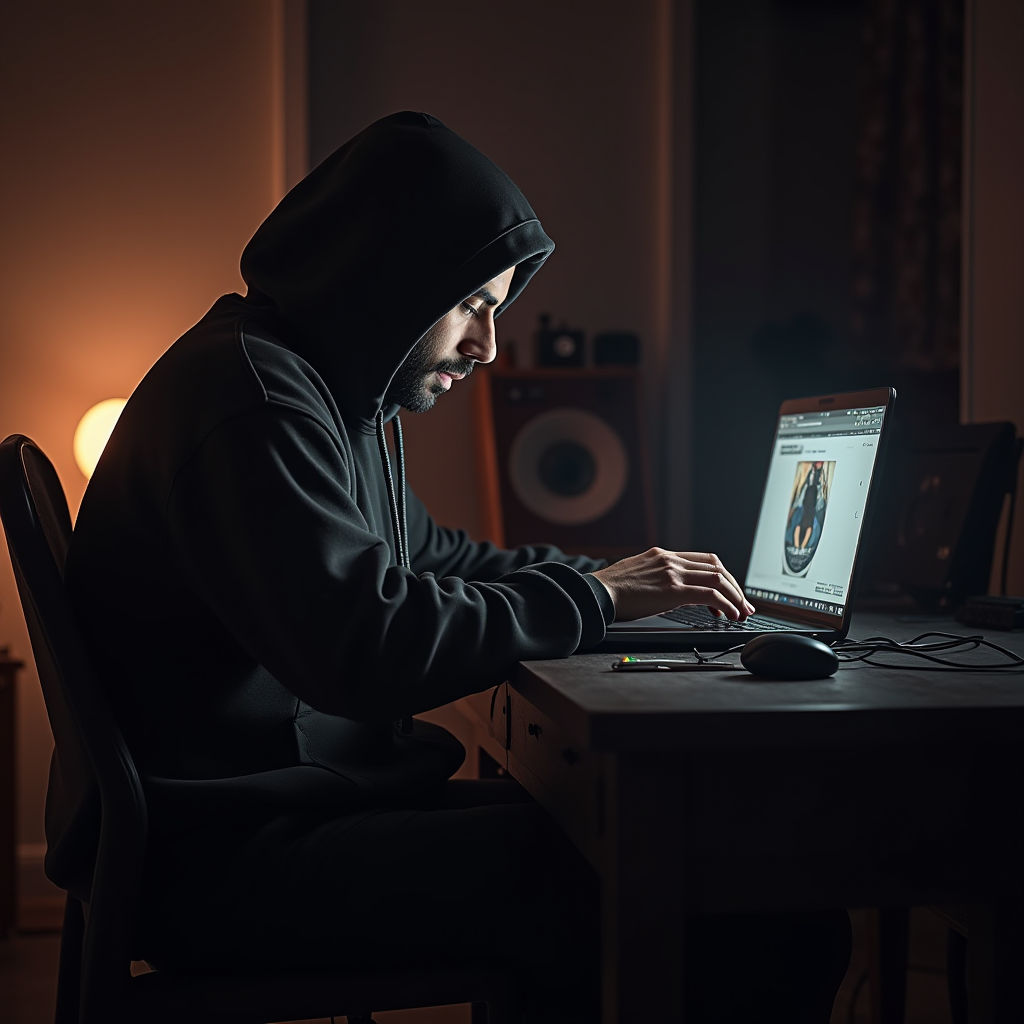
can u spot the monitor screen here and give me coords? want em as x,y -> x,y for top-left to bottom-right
744,402 -> 888,621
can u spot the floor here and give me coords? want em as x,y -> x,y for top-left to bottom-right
0,908 -> 954,1023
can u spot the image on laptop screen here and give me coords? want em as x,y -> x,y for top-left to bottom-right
744,403 -> 888,621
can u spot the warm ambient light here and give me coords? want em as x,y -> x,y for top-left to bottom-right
74,399 -> 127,479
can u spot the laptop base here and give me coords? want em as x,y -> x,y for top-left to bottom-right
597,621 -> 839,653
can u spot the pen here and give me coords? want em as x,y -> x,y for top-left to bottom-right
612,657 -> 735,672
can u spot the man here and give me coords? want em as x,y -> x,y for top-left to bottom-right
65,112 -> 849,1021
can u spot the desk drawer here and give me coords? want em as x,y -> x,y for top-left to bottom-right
508,692 -> 603,868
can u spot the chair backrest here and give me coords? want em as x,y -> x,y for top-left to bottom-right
0,434 -> 524,1024
0,434 -> 147,1018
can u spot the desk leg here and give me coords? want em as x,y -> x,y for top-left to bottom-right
968,901 -> 1024,1024
601,752 -> 686,1023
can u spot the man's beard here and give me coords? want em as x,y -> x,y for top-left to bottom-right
384,327 -> 476,413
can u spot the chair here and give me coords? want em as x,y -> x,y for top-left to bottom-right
0,434 -> 521,1024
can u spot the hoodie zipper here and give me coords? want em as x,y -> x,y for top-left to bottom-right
375,409 -> 413,735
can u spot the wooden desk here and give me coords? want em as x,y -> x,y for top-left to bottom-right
460,614 -> 1024,1023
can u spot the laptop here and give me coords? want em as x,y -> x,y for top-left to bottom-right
599,386 -> 896,651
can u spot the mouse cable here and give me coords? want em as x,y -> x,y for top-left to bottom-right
693,644 -> 746,662
834,630 -> 1024,671
690,632 -> 1024,671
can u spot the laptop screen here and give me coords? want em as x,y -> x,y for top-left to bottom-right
744,399 -> 889,623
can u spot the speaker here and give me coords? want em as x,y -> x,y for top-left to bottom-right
890,421 -> 1018,611
475,370 -> 652,559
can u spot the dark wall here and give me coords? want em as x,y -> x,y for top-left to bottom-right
0,0 -> 281,862
304,0 -> 671,541
692,0 -> 868,571
304,0 -> 961,571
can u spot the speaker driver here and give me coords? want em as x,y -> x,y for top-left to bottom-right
508,408 -> 629,525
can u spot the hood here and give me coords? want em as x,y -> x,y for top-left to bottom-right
240,111 -> 554,432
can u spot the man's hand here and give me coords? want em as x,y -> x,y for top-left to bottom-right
591,548 -> 755,622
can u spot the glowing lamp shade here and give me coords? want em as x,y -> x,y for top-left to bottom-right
74,399 -> 127,479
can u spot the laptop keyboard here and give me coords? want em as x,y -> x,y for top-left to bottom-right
660,607 -> 791,631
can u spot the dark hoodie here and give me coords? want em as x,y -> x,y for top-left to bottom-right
61,113 -> 610,896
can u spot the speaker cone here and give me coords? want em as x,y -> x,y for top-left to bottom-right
508,408 -> 629,525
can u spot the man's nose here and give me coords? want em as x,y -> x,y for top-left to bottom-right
457,318 -> 497,364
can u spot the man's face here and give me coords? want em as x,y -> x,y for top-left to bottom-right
385,266 -> 515,413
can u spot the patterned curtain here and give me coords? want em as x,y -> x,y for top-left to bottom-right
852,0 -> 964,369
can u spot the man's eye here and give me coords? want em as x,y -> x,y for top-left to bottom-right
461,301 -> 479,317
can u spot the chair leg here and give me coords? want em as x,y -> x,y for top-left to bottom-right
864,906 -> 909,1024
54,894 -> 83,1024
947,927 -> 968,1024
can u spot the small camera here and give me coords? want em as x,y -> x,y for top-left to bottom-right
536,313 -> 585,367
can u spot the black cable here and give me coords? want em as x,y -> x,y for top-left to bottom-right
835,630 -> 1024,670
688,631 -> 1023,672
692,644 -> 746,662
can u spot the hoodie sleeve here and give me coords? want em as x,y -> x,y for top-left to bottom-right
165,406 -> 608,721
403,485 -> 607,582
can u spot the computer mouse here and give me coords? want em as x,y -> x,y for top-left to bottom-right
739,633 -> 839,680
